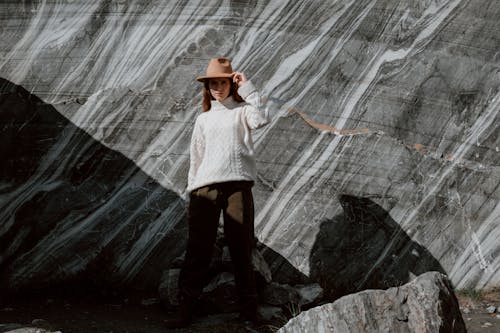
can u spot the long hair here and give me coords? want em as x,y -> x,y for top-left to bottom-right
202,79 -> 244,112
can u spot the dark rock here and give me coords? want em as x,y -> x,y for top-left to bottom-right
252,247 -> 272,284
258,243 -> 310,286
0,323 -> 23,331
158,268 -> 180,308
261,282 -> 301,307
0,78 -> 187,293
199,272 -> 239,314
295,283 -> 323,307
140,298 -> 159,306
31,319 -> 52,330
258,305 -> 287,322
3,327 -> 61,333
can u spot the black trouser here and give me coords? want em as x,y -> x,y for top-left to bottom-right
178,181 -> 257,315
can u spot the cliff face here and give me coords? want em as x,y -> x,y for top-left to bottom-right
0,0 -> 498,292
0,77 -> 187,291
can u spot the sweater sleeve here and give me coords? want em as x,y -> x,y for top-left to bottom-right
187,116 -> 204,190
238,80 -> 269,130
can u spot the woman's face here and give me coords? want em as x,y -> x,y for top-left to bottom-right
208,78 -> 231,101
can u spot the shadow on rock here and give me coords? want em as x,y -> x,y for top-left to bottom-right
310,194 -> 445,301
0,77 -> 187,298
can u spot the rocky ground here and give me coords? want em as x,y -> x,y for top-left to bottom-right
0,290 -> 286,333
455,288 -> 500,333
0,288 -> 498,333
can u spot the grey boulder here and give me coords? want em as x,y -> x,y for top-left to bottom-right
278,271 -> 466,333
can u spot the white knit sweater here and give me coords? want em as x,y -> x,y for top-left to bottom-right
187,81 -> 269,192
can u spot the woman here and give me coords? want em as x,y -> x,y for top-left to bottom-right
167,57 -> 268,328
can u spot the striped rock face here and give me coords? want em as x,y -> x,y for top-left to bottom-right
0,0 -> 498,292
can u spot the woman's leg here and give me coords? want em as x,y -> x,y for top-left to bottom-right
178,186 -> 221,304
167,186 -> 221,328
222,182 -> 258,320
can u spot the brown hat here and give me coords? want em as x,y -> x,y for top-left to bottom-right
196,57 -> 234,82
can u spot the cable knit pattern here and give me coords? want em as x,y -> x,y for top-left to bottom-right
187,81 -> 269,192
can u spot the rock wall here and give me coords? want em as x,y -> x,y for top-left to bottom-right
0,78 -> 187,291
0,0 -> 498,292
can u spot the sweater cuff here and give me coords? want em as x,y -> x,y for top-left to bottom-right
238,80 -> 257,99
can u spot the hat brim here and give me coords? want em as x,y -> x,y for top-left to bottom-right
196,73 -> 234,82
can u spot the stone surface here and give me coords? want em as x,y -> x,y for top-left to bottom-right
0,0 -> 499,294
0,323 -> 61,333
258,305 -> 287,322
310,194 -> 446,300
0,78 -> 188,292
295,283 -> 323,307
0,324 -> 23,332
278,271 -> 467,333
259,281 -> 323,309
158,249 -> 322,316
30,319 -> 50,329
486,305 -> 497,314
158,268 -> 180,308
260,282 -> 301,307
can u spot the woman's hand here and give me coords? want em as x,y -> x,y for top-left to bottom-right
232,72 -> 247,87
